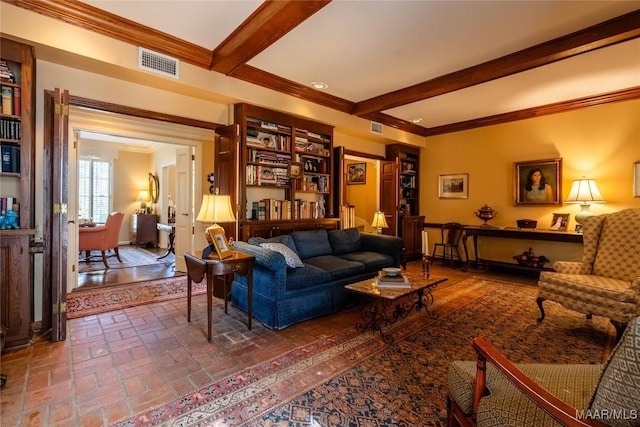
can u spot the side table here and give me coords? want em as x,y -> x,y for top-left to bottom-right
186,250 -> 255,342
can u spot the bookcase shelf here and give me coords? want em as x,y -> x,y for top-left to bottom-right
0,38 -> 35,349
215,103 -> 338,241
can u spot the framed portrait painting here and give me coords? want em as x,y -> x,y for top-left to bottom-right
514,158 -> 562,206
438,173 -> 469,199
347,163 -> 366,185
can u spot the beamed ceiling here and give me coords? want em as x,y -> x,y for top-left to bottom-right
5,0 -> 640,137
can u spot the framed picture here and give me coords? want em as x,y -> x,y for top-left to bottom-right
288,162 -> 303,179
513,158 -> 562,206
549,213 -> 570,231
634,161 -> 640,197
208,228 -> 233,259
438,173 -> 469,199
347,162 -> 366,185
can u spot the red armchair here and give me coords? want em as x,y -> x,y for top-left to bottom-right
79,212 -> 125,269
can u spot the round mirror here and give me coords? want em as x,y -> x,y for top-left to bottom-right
148,173 -> 159,204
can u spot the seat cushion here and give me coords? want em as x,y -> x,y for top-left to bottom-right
338,251 -> 395,273
588,316 -> 640,427
285,264 -> 332,291
538,273 -> 636,304
328,227 -> 362,255
291,229 -> 333,259
448,361 -> 602,422
303,255 -> 366,280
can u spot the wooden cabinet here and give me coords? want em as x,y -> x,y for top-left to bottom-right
130,214 -> 158,246
401,215 -> 425,260
0,38 -> 36,349
217,103 -> 338,240
382,144 -> 422,260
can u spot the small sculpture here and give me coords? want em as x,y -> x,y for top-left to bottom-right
0,210 -> 19,229
513,247 -> 549,268
474,204 -> 497,227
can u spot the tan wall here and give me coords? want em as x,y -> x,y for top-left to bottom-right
421,99 -> 640,264
113,150 -> 153,242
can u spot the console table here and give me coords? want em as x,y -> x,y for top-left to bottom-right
463,226 -> 583,273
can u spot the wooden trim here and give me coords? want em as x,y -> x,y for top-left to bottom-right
352,10 -> 640,116
424,86 -> 640,137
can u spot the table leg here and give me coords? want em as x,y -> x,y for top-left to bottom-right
207,274 -> 213,342
157,231 -> 176,260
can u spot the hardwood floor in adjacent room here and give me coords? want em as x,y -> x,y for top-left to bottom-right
1,260 -> 538,427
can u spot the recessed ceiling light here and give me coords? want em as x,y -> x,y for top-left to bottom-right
311,81 -> 328,90
411,118 -> 423,124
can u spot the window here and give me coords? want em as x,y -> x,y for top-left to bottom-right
78,158 -> 112,223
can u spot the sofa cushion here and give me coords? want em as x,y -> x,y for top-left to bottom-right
291,229 -> 333,259
248,234 -> 299,255
588,316 -> 640,426
339,251 -> 395,273
260,242 -> 304,268
286,264 -> 332,290
328,228 -> 362,255
303,255 -> 366,280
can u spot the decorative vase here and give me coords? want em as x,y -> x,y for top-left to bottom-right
474,204 -> 497,227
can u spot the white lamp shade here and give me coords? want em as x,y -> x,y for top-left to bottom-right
371,211 -> 389,229
137,189 -> 150,202
196,194 -> 236,223
565,179 -> 605,204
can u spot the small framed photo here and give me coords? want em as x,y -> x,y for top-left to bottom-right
549,213 -> 570,232
347,163 -> 366,185
438,173 -> 469,199
634,161 -> 640,197
207,228 -> 233,259
514,158 -> 562,206
288,162 -> 303,179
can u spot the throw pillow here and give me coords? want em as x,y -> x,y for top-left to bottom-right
260,242 -> 304,268
249,234 -> 299,255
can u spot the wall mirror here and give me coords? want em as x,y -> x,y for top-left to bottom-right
148,172 -> 159,203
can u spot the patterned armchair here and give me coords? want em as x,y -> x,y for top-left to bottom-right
447,316 -> 640,427
537,208 -> 640,340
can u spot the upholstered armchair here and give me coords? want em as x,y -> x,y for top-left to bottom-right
447,316 -> 640,427
536,208 -> 640,340
79,212 -> 125,269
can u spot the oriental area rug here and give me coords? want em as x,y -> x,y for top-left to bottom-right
113,276 -> 613,427
78,246 -> 172,273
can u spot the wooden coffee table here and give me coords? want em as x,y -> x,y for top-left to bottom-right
345,275 -> 447,343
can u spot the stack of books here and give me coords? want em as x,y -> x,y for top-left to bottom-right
376,272 -> 410,288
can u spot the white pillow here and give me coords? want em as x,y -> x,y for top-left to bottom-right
260,242 -> 304,268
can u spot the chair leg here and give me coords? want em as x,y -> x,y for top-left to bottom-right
100,251 -> 109,268
114,247 -> 122,262
536,297 -> 546,322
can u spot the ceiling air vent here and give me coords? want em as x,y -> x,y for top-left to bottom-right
370,121 -> 383,135
138,47 -> 179,79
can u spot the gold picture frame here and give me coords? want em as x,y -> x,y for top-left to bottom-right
513,158 -> 562,206
207,228 -> 233,259
549,213 -> 570,232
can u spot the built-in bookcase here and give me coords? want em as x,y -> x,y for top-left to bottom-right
227,103 -> 339,240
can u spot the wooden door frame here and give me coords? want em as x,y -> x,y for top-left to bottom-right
41,91 -> 219,339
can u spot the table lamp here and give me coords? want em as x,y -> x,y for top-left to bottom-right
196,192 -> 236,244
565,177 -> 605,227
137,189 -> 150,212
371,211 -> 388,234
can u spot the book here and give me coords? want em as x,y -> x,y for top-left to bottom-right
1,145 -> 12,172
12,87 -> 20,116
376,274 -> 411,288
1,85 -> 13,115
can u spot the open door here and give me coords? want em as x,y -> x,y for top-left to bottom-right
213,124 -> 240,240
379,159 -> 397,236
173,147 -> 193,272
42,88 -> 69,341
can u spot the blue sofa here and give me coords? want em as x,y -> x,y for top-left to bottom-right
230,227 -> 403,329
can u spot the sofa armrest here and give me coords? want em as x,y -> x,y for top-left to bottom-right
232,241 -> 288,298
553,261 -> 591,275
359,233 -> 404,266
471,337 -> 607,427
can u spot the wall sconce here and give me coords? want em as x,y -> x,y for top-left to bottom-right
565,177 -> 606,227
371,211 -> 389,234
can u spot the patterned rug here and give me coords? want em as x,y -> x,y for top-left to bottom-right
113,276 -> 613,427
67,276 -> 203,319
78,246 -> 173,273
